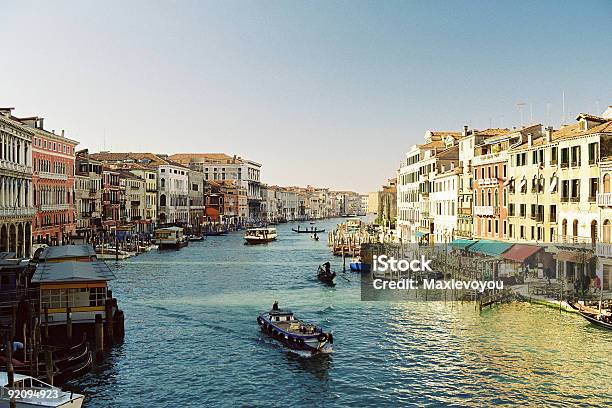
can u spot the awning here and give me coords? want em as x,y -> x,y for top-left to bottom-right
556,250 -> 594,263
468,240 -> 513,257
502,244 -> 541,262
415,231 -> 427,238
450,239 -> 478,250
548,177 -> 558,193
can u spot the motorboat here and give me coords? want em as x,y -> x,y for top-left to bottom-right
244,228 -> 277,245
0,372 -> 85,407
257,302 -> 333,354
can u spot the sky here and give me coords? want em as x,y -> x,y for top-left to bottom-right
1,1 -> 611,193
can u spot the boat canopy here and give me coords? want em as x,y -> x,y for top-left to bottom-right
468,240 -> 513,257
415,231 -> 427,238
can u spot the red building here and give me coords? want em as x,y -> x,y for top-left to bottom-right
24,118 -> 79,245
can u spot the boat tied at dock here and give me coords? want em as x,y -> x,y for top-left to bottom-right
257,302 -> 333,354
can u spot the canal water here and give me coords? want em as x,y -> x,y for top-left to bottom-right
74,218 -> 611,407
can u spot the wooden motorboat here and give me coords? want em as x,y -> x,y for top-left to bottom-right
317,263 -> 336,285
244,227 -> 277,245
0,372 -> 85,407
292,226 -> 325,234
257,302 -> 333,354
567,300 -> 612,330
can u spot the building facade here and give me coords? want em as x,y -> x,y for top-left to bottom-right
0,109 -> 35,257
26,119 -> 78,245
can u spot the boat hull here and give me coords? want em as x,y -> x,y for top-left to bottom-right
158,241 -> 188,249
292,228 -> 325,234
568,300 -> 612,330
244,237 -> 277,245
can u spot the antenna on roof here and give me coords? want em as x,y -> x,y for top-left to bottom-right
562,91 -> 566,123
516,102 -> 526,127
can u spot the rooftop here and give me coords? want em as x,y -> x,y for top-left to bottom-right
32,260 -> 116,283
38,245 -> 96,261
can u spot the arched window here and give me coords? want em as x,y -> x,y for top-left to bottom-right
604,220 -> 611,243
160,194 -> 166,207
503,189 -> 507,207
572,219 -> 578,239
591,220 -> 598,244
487,189 -> 492,206
494,189 -> 499,207
562,219 -> 568,238
481,190 -> 485,206
604,173 -> 611,194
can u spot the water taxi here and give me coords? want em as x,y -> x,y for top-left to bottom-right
0,372 -> 85,407
244,227 -> 277,244
257,302 -> 333,353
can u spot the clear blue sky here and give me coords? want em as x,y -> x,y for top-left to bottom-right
1,1 -> 611,193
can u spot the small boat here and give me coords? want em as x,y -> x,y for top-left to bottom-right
244,227 -> 277,244
0,372 -> 85,407
188,235 -> 205,242
292,226 -> 325,234
95,246 -> 130,260
257,302 -> 333,354
349,257 -> 370,272
317,263 -> 336,285
567,300 -> 612,330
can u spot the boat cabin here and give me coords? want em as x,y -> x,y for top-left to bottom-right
155,226 -> 185,244
245,227 -> 276,238
269,309 -> 295,322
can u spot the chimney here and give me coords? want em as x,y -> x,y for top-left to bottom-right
61,129 -> 65,137
545,126 -> 553,142
0,107 -> 14,117
527,133 -> 532,147
462,125 -> 468,137
37,118 -> 44,129
52,130 -> 55,134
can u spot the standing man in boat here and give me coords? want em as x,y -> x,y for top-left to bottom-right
272,301 -> 279,311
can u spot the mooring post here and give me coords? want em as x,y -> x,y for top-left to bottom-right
66,307 -> 73,344
95,314 -> 104,362
45,349 -> 54,386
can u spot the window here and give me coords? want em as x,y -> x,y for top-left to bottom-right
560,148 -> 569,167
589,178 -> 598,201
588,142 -> 599,165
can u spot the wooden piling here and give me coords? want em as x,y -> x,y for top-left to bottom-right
45,349 -> 54,386
44,307 -> 49,340
95,313 -> 104,362
66,307 -> 73,344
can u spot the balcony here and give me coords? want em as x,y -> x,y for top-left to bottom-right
597,192 -> 612,206
570,196 -> 580,203
596,243 -> 612,258
472,151 -> 507,166
551,159 -> 558,166
473,205 -> 497,217
560,161 -> 569,169
458,207 -> 472,216
561,196 -> 569,203
0,160 -> 32,174
40,204 -> 71,211
0,207 -> 36,218
38,171 -> 68,181
477,178 -> 499,187
553,234 -> 595,245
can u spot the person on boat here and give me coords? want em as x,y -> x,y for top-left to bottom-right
323,262 -> 331,275
272,301 -> 279,311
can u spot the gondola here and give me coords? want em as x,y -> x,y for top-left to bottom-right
567,300 -> 612,330
257,302 -> 333,354
292,227 -> 326,234
188,235 -> 205,242
317,263 -> 336,285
